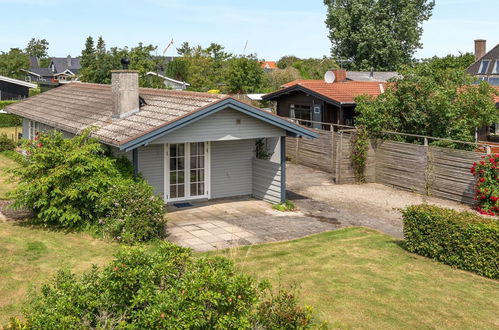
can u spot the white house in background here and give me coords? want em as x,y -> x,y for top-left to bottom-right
146,72 -> 190,90
5,68 -> 317,204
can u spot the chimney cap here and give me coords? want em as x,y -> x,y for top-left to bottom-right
121,58 -> 130,70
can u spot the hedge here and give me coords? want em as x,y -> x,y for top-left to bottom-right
402,204 -> 499,279
0,101 -> 21,127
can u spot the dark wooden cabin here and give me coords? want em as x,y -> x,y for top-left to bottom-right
0,75 -> 36,101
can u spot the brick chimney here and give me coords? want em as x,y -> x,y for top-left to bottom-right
474,39 -> 487,61
331,69 -> 347,82
111,58 -> 139,119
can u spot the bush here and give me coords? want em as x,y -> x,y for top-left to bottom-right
471,154 -> 499,216
272,200 -> 296,212
402,204 -> 499,279
98,179 -> 166,244
11,243 -> 317,329
9,129 -> 166,243
0,113 -> 22,127
0,134 -> 15,151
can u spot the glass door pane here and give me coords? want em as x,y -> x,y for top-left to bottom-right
169,143 -> 185,199
189,142 -> 205,197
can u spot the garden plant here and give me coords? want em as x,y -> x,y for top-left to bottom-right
471,154 -> 499,216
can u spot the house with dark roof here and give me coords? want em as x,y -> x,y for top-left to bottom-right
0,75 -> 36,101
262,69 -> 386,129
25,56 -> 81,84
6,63 -> 317,204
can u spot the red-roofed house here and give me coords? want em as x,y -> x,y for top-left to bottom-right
260,61 -> 278,72
262,69 -> 386,129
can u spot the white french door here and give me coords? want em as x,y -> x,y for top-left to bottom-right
164,142 -> 210,202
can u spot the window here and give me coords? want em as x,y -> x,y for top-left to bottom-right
290,104 -> 312,126
488,77 -> 499,86
479,60 -> 490,74
494,60 -> 499,74
28,120 -> 40,140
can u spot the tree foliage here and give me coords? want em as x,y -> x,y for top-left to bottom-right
276,55 -> 338,79
0,48 -> 29,80
324,0 -> 435,70
224,55 -> 264,94
25,38 -> 49,62
265,66 -> 301,91
355,55 -> 499,144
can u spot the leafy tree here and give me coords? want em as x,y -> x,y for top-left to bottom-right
277,55 -> 301,69
355,59 -> 499,144
0,48 -> 29,80
176,41 -> 192,56
25,38 -> 49,62
276,56 -> 338,80
324,0 -> 435,70
207,42 -> 232,62
224,55 -> 264,94
182,46 -> 217,91
265,66 -> 301,91
166,58 -> 189,82
417,53 -> 475,71
80,36 -> 95,69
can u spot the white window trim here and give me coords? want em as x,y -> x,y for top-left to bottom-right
164,142 -> 210,203
28,120 -> 40,140
479,60 -> 490,74
494,60 -> 499,74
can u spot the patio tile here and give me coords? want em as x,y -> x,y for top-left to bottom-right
184,237 -> 205,245
191,243 -> 215,252
234,231 -> 255,239
207,227 -> 230,235
200,235 -> 224,244
197,223 -> 218,229
218,233 -> 239,240
190,229 -> 213,238
181,225 -> 201,231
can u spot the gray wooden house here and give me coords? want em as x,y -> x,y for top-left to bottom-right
5,69 -> 317,204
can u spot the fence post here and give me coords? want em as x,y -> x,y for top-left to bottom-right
331,129 -> 335,176
336,132 -> 343,184
295,137 -> 299,164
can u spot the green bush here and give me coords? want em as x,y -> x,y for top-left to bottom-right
272,200 -> 297,212
0,134 -> 16,151
0,113 -> 22,128
402,204 -> 499,278
9,243 -> 317,329
98,178 -> 166,244
471,154 -> 499,216
9,129 -> 166,243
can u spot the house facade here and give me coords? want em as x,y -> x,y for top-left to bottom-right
25,56 -> 81,85
7,68 -> 316,204
262,70 -> 386,130
0,75 -> 36,101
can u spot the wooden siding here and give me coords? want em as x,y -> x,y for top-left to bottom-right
211,139 -> 254,199
152,107 -> 285,144
252,158 -> 281,204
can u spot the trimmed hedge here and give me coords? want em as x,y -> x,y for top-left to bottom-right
402,204 -> 499,279
0,101 -> 21,127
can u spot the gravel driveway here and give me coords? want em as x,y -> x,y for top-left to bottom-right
286,163 -> 471,238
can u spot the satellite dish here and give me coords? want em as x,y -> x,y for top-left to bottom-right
324,70 -> 336,84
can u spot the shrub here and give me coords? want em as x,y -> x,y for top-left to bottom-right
11,243 -> 318,329
0,113 -> 22,127
9,129 -> 166,243
470,154 -> 499,216
272,200 -> 296,212
97,178 -> 166,244
0,134 -> 16,151
402,204 -> 499,279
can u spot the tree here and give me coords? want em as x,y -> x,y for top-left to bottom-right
166,58 -> 188,82
176,41 -> 192,56
206,43 -> 232,62
224,55 -> 264,94
265,66 -> 301,91
0,48 -> 29,80
355,58 -> 499,144
277,55 -> 300,69
25,38 -> 49,62
324,0 -> 435,70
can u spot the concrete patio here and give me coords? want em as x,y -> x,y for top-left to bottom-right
165,198 -> 339,251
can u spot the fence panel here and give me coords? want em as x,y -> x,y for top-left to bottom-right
428,147 -> 484,204
286,130 -> 334,173
375,141 -> 427,194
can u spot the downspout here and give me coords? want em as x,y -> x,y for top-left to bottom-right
280,136 -> 286,203
132,148 -> 139,178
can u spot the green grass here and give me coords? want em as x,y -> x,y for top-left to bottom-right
0,126 -> 21,141
0,222 -> 119,324
0,152 -> 18,199
211,228 -> 499,329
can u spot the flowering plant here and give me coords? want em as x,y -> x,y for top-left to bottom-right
471,154 -> 499,216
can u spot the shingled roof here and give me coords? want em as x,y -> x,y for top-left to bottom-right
263,80 -> 386,105
5,82 -> 226,146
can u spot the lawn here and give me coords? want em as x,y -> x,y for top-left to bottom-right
0,152 -> 18,199
0,222 -> 119,324
212,228 -> 499,329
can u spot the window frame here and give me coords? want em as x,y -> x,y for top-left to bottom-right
479,60 -> 490,74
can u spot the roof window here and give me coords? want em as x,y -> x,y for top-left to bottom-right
494,60 -> 499,74
479,60 -> 490,74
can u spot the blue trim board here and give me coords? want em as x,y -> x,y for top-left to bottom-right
280,136 -> 286,203
121,98 -> 318,151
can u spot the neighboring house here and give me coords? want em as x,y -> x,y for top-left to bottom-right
467,40 -> 499,139
346,71 -> 400,82
145,71 -> 190,90
260,61 -> 278,72
0,75 -> 36,101
5,68 -> 317,204
262,69 -> 386,129
25,55 -> 81,84
467,39 -> 499,86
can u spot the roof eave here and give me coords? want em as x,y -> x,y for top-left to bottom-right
119,98 -> 318,151
262,85 -> 343,107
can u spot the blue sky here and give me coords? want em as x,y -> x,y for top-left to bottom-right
1,0 -> 498,60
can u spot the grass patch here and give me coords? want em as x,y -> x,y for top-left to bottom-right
0,126 -> 21,141
210,227 -> 499,329
0,222 -> 119,324
0,151 -> 18,199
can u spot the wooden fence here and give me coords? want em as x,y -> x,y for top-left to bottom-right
286,123 -> 489,205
